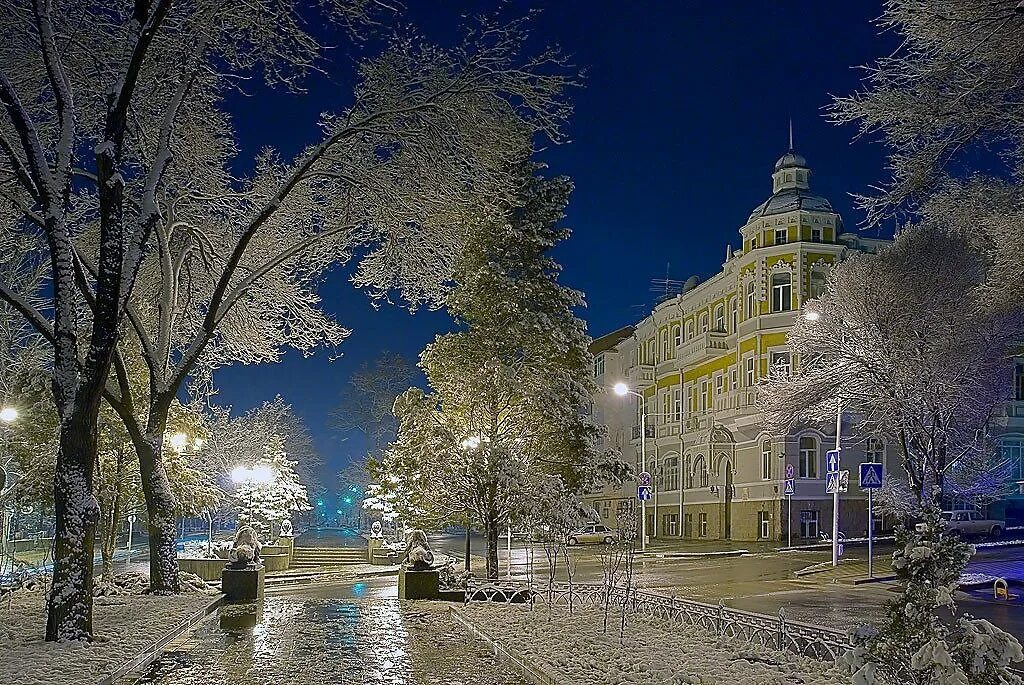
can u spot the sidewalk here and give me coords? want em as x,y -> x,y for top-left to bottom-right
638,537 -> 779,557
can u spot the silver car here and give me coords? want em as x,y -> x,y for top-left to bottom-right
567,524 -> 618,546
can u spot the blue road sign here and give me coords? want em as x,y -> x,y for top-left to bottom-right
637,485 -> 653,501
826,449 -> 841,473
860,462 -> 884,489
825,472 -> 841,495
783,479 -> 795,496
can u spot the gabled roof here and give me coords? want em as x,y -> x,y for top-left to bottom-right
590,326 -> 635,355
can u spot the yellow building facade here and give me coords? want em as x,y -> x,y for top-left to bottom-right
587,147 -> 892,542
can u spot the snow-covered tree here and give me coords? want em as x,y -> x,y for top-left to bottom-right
371,166 -> 624,579
759,225 -> 1019,512
759,224 -> 1024,684
231,436 -> 310,540
0,1 -> 575,638
829,0 -> 1024,298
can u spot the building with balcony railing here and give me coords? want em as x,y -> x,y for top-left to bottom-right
587,145 -> 894,542
587,147 -> 1024,542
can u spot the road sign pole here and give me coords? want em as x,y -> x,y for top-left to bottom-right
832,398 -> 842,568
868,488 -> 874,579
787,494 -> 792,549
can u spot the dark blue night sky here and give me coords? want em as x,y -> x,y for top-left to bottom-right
213,1 -> 896,481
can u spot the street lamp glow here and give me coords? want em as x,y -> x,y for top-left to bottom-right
461,436 -> 480,450
230,465 -> 252,484
803,309 -> 821,321
251,464 -> 274,484
168,432 -> 189,452
0,406 -> 18,423
612,382 -> 630,397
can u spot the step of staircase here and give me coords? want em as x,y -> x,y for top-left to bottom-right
289,547 -> 367,567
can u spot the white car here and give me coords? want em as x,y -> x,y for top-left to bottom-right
916,510 -> 1004,538
567,524 -> 618,546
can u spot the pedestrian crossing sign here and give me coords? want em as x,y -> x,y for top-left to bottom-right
826,472 -> 840,494
860,462 -> 884,490
783,479 -> 795,496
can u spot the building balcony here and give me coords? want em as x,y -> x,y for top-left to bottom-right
626,363 -> 655,387
678,330 -> 732,364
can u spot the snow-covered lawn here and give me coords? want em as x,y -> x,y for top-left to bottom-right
0,590 -> 216,685
460,604 -> 850,685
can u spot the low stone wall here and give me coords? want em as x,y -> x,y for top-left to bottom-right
177,557 -> 228,581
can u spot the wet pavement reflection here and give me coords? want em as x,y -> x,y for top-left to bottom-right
137,580 -> 524,685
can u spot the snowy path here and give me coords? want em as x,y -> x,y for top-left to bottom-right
0,592 -> 215,685
461,604 -> 851,685
136,582 -> 525,685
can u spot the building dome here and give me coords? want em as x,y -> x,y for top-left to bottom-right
747,188 -> 835,222
773,150 -> 807,172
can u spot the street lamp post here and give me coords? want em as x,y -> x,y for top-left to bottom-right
804,309 -> 843,568
613,383 -> 647,553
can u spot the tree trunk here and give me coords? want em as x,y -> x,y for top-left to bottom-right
46,413 -> 101,641
464,526 -> 471,572
485,518 -> 499,580
135,435 -> 179,594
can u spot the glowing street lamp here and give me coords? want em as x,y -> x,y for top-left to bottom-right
612,382 -> 648,552
0,407 -> 18,423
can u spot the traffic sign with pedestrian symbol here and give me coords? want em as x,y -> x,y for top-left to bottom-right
860,462 -> 884,489
826,472 -> 841,494
637,485 -> 652,501
783,479 -> 795,496
826,449 -> 841,473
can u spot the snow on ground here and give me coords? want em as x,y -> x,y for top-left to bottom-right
959,573 -> 1001,587
461,603 -> 851,685
0,590 -> 215,685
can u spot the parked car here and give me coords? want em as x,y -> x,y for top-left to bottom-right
915,510 -> 1004,538
567,524 -> 617,546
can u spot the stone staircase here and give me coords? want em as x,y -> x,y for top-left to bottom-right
290,546 -> 366,569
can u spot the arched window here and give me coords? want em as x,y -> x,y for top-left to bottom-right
799,436 -> 818,479
866,437 -> 884,464
809,270 -> 827,300
699,311 -> 709,334
672,324 -> 681,349
730,299 -> 738,332
746,282 -> 756,319
685,320 -> 694,341
684,455 -> 693,489
771,272 -> 792,312
761,439 -> 772,480
694,456 -> 709,489
713,304 -> 725,332
664,456 -> 680,491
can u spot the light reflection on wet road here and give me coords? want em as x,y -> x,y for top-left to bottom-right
136,580 -> 524,685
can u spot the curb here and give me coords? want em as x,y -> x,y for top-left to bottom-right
851,575 -> 897,585
450,607 -> 565,685
97,593 -> 224,685
643,549 -> 750,559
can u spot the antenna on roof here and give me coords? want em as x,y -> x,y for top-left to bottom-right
788,118 -> 794,151
650,262 -> 685,304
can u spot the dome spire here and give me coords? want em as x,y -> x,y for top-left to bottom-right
789,118 -> 793,151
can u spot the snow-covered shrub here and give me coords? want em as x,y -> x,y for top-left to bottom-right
844,507 -> 1023,684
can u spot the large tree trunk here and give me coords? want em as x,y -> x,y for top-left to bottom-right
135,434 -> 179,594
46,412 -> 101,641
484,517 -> 499,580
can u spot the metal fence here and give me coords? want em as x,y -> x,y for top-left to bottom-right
465,579 -> 852,663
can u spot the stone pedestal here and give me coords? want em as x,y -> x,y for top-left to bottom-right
398,568 -> 439,600
221,565 -> 265,603
277,535 -> 295,566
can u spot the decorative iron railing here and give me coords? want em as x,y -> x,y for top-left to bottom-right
464,578 -> 851,663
